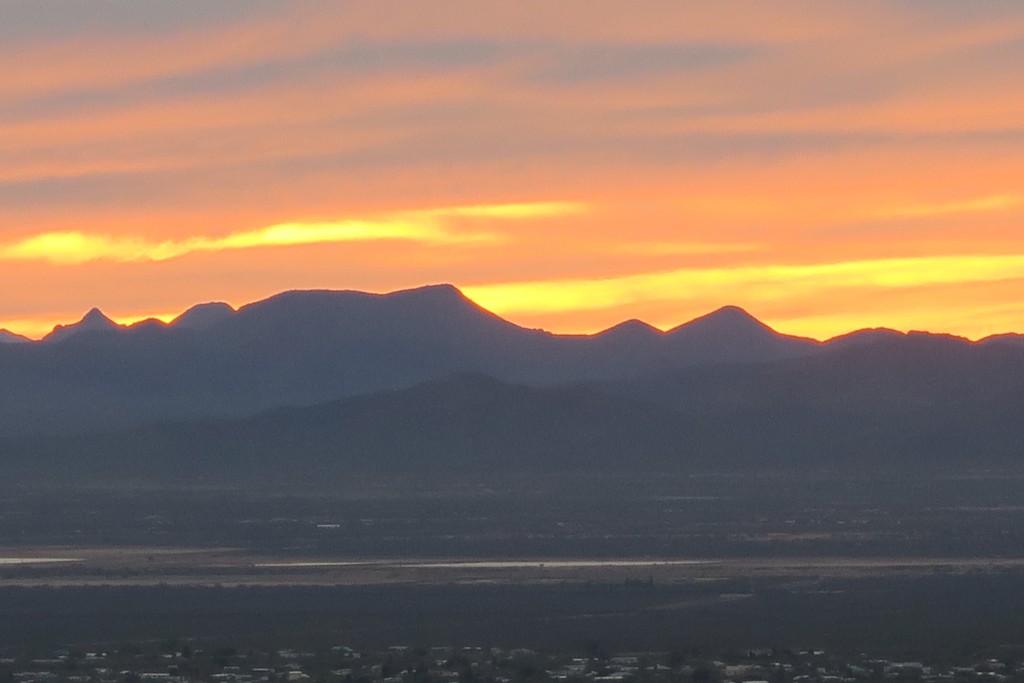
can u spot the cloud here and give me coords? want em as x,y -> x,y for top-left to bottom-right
0,38 -> 508,125
462,253 -> 1024,317
610,241 -> 763,256
0,201 -> 584,265
425,201 -> 587,219
872,194 -> 1022,219
0,0 -> 280,43
528,42 -> 762,85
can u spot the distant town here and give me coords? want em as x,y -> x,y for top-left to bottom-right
3,642 -> 1022,683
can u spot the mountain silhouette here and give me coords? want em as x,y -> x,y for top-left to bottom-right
0,329 -> 30,344
664,305 -> 819,362
8,349 -> 1024,481
3,282 -> 1024,472
171,301 -> 235,330
43,307 -> 122,343
607,329 -> 1024,468
9,374 -> 694,479
980,332 -> 1024,349
0,285 -> 819,435
593,318 -> 663,344
822,327 -> 907,350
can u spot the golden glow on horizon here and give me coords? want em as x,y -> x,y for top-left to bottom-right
0,201 -> 586,265
0,311 -> 181,340
4,3 -> 1024,342
463,253 -> 1024,318
0,317 -> 57,340
115,311 -> 182,327
8,251 -> 1024,342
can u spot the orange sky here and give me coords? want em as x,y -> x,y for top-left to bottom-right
2,1 -> 1024,340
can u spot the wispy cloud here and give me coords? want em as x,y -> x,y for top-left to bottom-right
0,201 -> 585,265
528,42 -> 762,85
872,194 -> 1022,219
463,253 -> 1024,317
423,201 -> 587,219
611,241 -> 763,256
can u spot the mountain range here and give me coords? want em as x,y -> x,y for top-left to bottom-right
0,285 -> 821,435
3,284 -> 1024,478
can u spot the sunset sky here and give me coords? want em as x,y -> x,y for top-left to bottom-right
3,1 -> 1024,340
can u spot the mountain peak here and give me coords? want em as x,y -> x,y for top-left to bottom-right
388,283 -> 470,305
0,329 -> 30,344
979,332 -> 1024,348
825,327 -> 905,350
44,307 -> 121,343
595,319 -> 663,340
244,284 -> 469,310
407,283 -> 461,296
661,305 -> 819,362
707,304 -> 761,321
172,301 -> 235,330
382,283 -> 519,328
668,305 -> 771,336
82,307 -> 114,324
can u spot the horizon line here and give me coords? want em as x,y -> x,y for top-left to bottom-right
2,283 -> 1019,345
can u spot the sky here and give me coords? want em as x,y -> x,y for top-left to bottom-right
2,1 -> 1024,340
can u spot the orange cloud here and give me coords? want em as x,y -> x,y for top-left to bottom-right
463,253 -> 1024,320
871,194 -> 1022,220
0,201 -> 583,265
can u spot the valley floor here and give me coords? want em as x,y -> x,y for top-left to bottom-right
3,470 -> 1024,659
